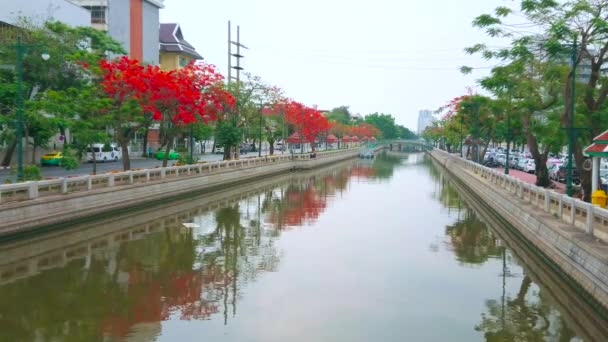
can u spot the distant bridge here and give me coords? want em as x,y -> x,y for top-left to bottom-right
387,140 -> 432,152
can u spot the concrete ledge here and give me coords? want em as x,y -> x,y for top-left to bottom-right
0,149 -> 365,238
429,150 -> 608,311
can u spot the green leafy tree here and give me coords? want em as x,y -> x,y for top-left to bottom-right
325,106 -> 352,125
0,20 -> 124,168
364,113 -> 399,139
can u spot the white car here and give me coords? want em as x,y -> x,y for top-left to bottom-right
86,143 -> 122,162
523,159 -> 536,173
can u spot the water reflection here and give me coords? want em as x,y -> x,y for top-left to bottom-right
2,153 -> 605,341
430,161 -> 605,341
0,157 -> 403,341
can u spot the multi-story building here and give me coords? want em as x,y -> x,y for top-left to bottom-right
69,0 -> 164,64
417,110 -> 434,135
159,23 -> 203,70
1,0 -> 90,27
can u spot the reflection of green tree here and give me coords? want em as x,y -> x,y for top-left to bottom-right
370,152 -> 402,179
438,179 -> 462,209
476,274 -> 577,341
445,209 -> 503,265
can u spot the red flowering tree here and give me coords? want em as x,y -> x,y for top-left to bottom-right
97,56 -> 233,168
284,101 -> 329,152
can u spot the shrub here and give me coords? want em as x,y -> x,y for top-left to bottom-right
23,165 -> 42,181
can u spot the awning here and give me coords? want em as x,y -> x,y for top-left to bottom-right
370,137 -> 377,141
584,143 -> 608,156
286,132 -> 303,143
342,135 -> 351,142
351,136 -> 359,142
326,134 -> 338,143
584,129 -> 608,157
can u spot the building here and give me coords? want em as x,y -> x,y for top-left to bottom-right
1,0 -> 90,27
159,23 -> 203,70
417,110 -> 434,135
69,0 -> 164,64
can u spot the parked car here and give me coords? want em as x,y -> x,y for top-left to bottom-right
523,159 -> 536,173
155,150 -> 180,160
495,153 -> 507,166
509,157 -> 519,168
556,165 -> 580,184
546,157 -> 562,169
214,146 -> 225,154
516,158 -> 528,171
40,152 -> 64,166
86,143 -> 121,163
239,144 -> 250,154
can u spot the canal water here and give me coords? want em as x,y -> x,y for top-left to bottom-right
0,152 -> 606,341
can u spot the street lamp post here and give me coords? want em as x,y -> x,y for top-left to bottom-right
189,123 -> 194,163
259,101 -> 264,157
566,39 -> 578,197
505,111 -> 511,175
12,36 -> 49,181
460,114 -> 464,158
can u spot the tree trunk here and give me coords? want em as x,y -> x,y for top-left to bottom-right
120,143 -> 131,170
162,134 -> 173,167
1,140 -> 16,167
92,146 -> 97,175
268,138 -> 275,155
522,112 -> 551,187
141,127 -> 149,158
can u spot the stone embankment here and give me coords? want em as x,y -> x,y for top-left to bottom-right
430,149 -> 608,312
0,148 -> 373,238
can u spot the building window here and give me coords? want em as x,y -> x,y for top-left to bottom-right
179,56 -> 189,67
83,6 -> 106,24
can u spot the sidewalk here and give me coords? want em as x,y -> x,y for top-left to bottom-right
494,167 -> 566,194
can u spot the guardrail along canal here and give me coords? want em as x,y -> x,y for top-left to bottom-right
0,152 -> 606,341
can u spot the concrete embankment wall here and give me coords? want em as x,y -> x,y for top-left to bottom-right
0,148 -> 369,239
429,149 -> 608,312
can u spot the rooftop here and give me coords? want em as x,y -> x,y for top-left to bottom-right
159,23 -> 202,60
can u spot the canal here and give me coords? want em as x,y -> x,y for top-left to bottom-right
0,152 -> 607,341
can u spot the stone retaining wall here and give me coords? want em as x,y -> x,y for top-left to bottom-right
0,148 -> 366,238
429,149 -> 608,311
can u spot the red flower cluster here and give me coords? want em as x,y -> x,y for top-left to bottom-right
98,56 -> 234,124
274,100 -> 330,142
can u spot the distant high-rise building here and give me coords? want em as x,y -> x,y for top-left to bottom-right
417,110 -> 434,134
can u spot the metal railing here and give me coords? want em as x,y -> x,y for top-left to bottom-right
434,148 -> 608,244
0,148 -> 361,205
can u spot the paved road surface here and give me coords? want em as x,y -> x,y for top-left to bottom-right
0,151 -> 289,183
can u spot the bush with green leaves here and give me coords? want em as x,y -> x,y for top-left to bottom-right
59,148 -> 80,170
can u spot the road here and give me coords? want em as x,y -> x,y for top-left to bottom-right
0,150 -> 290,183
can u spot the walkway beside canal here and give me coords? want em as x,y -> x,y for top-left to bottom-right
496,167 -> 567,194
430,149 -> 608,312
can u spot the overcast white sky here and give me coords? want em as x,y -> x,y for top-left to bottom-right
160,0 -> 514,130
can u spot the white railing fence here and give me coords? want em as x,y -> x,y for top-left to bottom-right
434,148 -> 608,244
0,148 -> 363,205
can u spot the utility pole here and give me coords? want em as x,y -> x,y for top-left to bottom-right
259,101 -> 263,157
228,21 -> 247,159
567,38 -> 577,197
505,111 -> 511,175
227,21 -> 232,85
